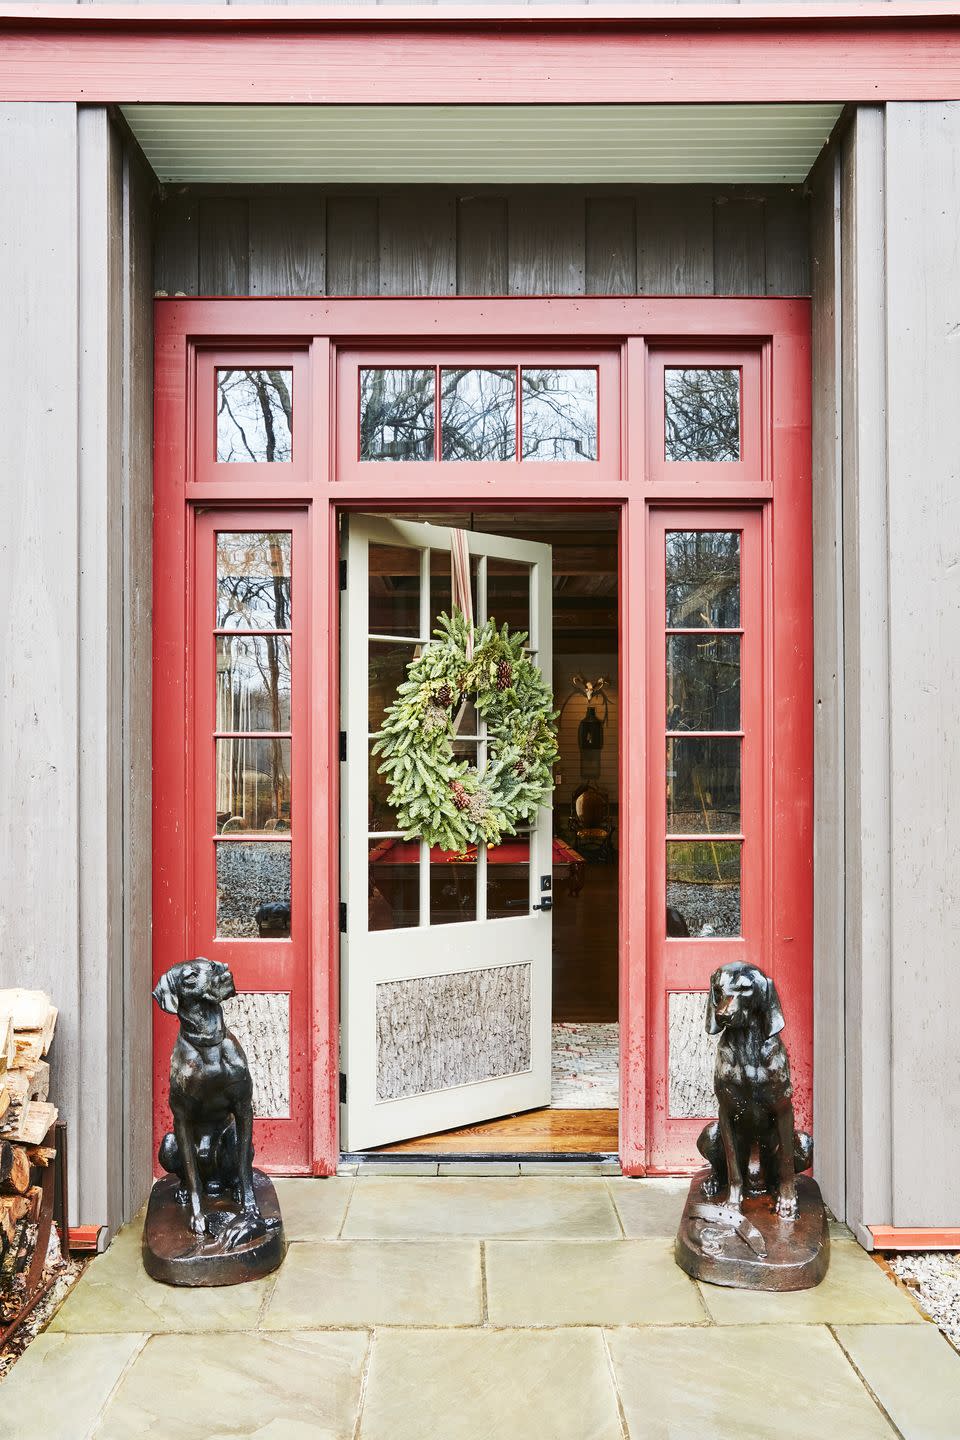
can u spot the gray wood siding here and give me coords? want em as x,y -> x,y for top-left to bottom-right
155,186 -> 810,298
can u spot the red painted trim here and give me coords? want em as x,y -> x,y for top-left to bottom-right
870,1227 -> 960,1251
5,4 -> 960,22
3,15 -> 960,103
154,297 -> 811,1178
67,1225 -> 104,1253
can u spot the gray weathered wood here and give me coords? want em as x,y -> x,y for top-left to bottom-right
585,197 -> 636,295
457,195 -> 508,296
808,141 -> 846,1223
326,195 -> 379,296
509,192 -> 585,296
250,193 -> 325,296
765,187 -> 810,295
637,189 -> 713,295
380,191 -> 456,296
154,189 -> 199,295
885,102 -> 960,1228
198,195 -> 250,295
714,193 -> 766,295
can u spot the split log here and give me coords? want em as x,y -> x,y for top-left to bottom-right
15,1103 -> 57,1147
24,1145 -> 55,1169
0,1013 -> 13,1072
0,1140 -> 31,1196
0,1194 -> 31,1249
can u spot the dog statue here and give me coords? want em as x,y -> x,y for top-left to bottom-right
675,960 -> 828,1290
146,958 -> 283,1282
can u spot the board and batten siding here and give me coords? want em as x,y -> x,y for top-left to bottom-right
154,186 -> 810,298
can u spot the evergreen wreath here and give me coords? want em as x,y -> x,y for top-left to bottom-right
372,608 -> 558,850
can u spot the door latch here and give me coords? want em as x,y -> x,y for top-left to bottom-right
533,896 -> 553,913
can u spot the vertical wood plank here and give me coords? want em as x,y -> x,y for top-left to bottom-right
326,195 -> 379,296
508,192 -> 585,296
198,195 -> 250,295
636,189 -> 713,295
714,193 -> 767,295
585,196 -> 637,295
154,189 -> 198,296
765,187 -> 810,295
249,192 -> 325,296
379,190 -> 456,296
457,195 -> 508,296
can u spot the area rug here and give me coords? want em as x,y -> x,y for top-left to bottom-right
551,1022 -> 619,1108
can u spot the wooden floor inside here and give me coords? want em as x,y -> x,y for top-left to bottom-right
374,1108 -> 619,1155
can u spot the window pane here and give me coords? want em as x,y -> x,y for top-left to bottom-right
216,840 -> 291,938
369,743 -> 400,832
216,636 -> 291,733
369,640 -> 418,733
664,367 -> 740,462
216,737 -> 291,834
217,532 -> 292,630
369,839 -> 419,930
667,840 -> 741,938
360,368 -> 434,461
486,559 -> 531,635
666,635 -> 740,733
430,847 -> 477,925
665,531 -> 740,629
666,737 -> 740,834
429,548 -> 479,625
487,834 -> 530,919
521,369 -> 597,462
217,369 -> 292,463
440,368 -> 516,461
369,543 -> 422,637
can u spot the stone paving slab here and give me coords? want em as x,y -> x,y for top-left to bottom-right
698,1240 -> 925,1325
0,1332 -> 146,1440
606,1177 -> 690,1237
91,1330 -> 368,1439
607,1324 -> 897,1439
48,1222 -> 276,1334
274,1176 -> 354,1240
486,1238 -> 708,1327
262,1240 -> 482,1329
835,1323 -> 960,1440
359,1327 -> 624,1440
342,1176 -> 622,1240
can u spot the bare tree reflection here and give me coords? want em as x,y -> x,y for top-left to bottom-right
665,531 -> 740,629
360,369 -> 435,460
664,368 -> 740,462
217,532 -> 292,630
217,369 -> 293,462
521,369 -> 597,461
441,369 -> 516,460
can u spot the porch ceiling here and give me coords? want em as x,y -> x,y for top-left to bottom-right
122,103 -> 841,185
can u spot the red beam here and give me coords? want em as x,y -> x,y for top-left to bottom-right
1,16 -> 960,103
870,1226 -> 960,1251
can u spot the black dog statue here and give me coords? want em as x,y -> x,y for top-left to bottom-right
143,957 -> 284,1286
675,960 -> 829,1291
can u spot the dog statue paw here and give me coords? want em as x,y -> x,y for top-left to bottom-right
675,962 -> 830,1292
143,958 -> 286,1287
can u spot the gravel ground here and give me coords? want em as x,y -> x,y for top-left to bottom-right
0,1244 -> 85,1380
666,881 -> 741,938
888,1252 -> 960,1348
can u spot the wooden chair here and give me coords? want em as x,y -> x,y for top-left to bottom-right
569,783 -> 615,861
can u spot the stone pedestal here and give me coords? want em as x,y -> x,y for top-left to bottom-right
675,1170 -> 829,1292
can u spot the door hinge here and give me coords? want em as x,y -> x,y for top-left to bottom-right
339,557 -> 347,590
339,730 -> 347,762
339,1072 -> 347,1104
339,901 -> 347,933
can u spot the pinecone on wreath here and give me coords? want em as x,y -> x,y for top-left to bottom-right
450,779 -> 470,811
435,682 -> 453,707
496,659 -> 513,692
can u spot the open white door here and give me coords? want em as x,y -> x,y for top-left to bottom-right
340,515 -> 553,1151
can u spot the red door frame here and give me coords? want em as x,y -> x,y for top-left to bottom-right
153,296 -> 811,1177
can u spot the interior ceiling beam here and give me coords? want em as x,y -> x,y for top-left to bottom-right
2,9 -> 960,103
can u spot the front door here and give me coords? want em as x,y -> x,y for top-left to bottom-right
340,515 -> 554,1150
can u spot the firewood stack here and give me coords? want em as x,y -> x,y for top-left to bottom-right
0,990 -> 59,1320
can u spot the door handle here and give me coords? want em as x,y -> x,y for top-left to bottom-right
533,896 -> 553,913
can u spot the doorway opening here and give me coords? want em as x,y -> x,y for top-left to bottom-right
342,508 -> 620,1157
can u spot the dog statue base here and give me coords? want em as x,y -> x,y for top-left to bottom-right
143,1171 -> 285,1287
676,1170 -> 829,1291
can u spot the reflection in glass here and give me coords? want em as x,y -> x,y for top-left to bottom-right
440,368 -> 516,461
667,635 -> 740,732
216,369 -> 292,463
369,641 -> 418,733
369,544 -> 421,637
487,834 -> 530,919
216,841 -> 291,938
486,560 -> 531,636
216,737 -> 291,834
664,368 -> 740,462
430,849 -> 477,925
665,531 -> 740,629
521,369 -> 598,462
369,743 -> 400,832
360,369 -> 435,461
666,840 -> 741,937
666,737 -> 740,834
216,635 -> 291,733
369,845 -> 419,930
217,532 -> 292,630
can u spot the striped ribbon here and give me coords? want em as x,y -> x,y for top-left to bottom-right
450,527 -> 474,659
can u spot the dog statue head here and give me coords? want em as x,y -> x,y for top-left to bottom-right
153,957 -> 236,1014
705,961 -> 785,1038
